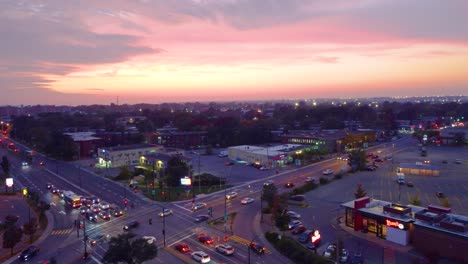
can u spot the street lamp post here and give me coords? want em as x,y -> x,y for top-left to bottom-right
83,217 -> 89,259
260,188 -> 264,223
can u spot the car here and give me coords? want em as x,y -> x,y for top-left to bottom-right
292,224 -> 307,234
455,159 -> 463,164
91,204 -> 101,214
123,221 -> 139,231
366,165 -> 377,171
46,183 -> 53,189
397,178 -> 405,185
192,202 -> 207,211
174,243 -> 190,253
85,212 -> 98,222
284,182 -> 295,188
298,230 -> 313,243
374,158 -> 383,162
406,181 -> 414,187
99,202 -> 110,210
142,236 -> 157,244
249,242 -> 266,255
99,210 -> 111,220
286,210 -> 301,219
21,161 -> 29,166
18,245 -> 40,261
88,196 -> 100,204
80,206 -> 90,215
423,160 -> 431,164
263,180 -> 274,186
158,209 -> 173,217
191,251 -> 211,263
225,161 -> 235,166
322,169 -> 334,175
323,244 -> 336,258
51,187 -> 60,195
198,235 -> 214,245
288,220 -> 303,230
289,195 -> 305,202
111,206 -> 123,217
215,243 -> 235,255
436,192 -> 445,198
39,161 -> 45,166
339,248 -> 349,263
58,190 -> 64,198
241,197 -> 255,205
226,192 -> 238,199
442,160 -> 448,164
194,214 -> 210,223
305,177 -> 315,183
259,165 -> 269,171
89,234 -> 109,246
351,252 -> 364,264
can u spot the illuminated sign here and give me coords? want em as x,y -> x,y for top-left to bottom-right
311,230 -> 321,243
386,219 -> 404,230
180,177 -> 192,186
5,178 -> 13,187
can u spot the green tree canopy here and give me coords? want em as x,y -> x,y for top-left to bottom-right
354,184 -> 367,199
262,184 -> 278,207
102,233 -> 157,264
1,156 -> 10,176
3,225 -> 23,255
165,157 -> 189,187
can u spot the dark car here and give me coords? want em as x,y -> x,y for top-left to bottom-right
89,234 -> 108,246
351,252 -> 364,264
46,183 -> 53,189
111,206 -> 124,217
39,161 -> 45,166
292,224 -> 307,235
123,221 -> 139,231
406,181 -> 414,187
298,230 -> 313,243
51,187 -> 60,194
19,245 -> 39,261
175,243 -> 190,253
194,214 -> 210,223
249,242 -> 266,255
197,236 -> 214,245
85,212 -> 98,222
284,182 -> 295,188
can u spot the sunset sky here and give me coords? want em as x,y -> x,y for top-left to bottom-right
1,0 -> 467,105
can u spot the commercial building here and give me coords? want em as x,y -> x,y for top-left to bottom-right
342,197 -> 468,263
147,131 -> 208,149
64,132 -> 104,159
97,144 -> 164,168
397,163 -> 440,176
227,144 -> 304,167
280,130 -> 346,153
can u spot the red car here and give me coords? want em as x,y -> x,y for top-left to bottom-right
175,243 -> 190,253
197,236 -> 214,245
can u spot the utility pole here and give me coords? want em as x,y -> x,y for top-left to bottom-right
83,217 -> 89,259
162,205 -> 166,247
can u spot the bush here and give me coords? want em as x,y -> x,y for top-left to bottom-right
292,182 -> 318,195
265,232 -> 330,264
262,207 -> 271,214
275,215 -> 290,231
334,173 -> 343,180
319,177 -> 329,185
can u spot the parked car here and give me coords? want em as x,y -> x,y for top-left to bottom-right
158,209 -> 173,217
215,244 -> 235,255
298,230 -> 313,243
323,244 -> 336,258
143,236 -> 157,244
288,220 -> 302,230
284,182 -> 295,188
292,224 -> 307,235
194,215 -> 210,223
123,221 -> 139,231
406,181 -> 414,187
322,169 -> 334,175
241,198 -> 255,205
263,180 -> 274,186
174,243 -> 190,253
191,251 -> 210,263
339,248 -> 349,263
192,202 -> 207,211
249,242 -> 266,254
366,165 -> 377,171
351,252 -> 364,264
19,245 -> 40,261
454,159 -> 462,164
198,236 -> 214,245
226,192 -> 238,199
305,177 -> 315,183
286,210 -> 301,219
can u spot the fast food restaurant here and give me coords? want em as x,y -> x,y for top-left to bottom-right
341,197 -> 468,263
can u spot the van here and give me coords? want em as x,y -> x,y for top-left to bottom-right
396,173 -> 405,184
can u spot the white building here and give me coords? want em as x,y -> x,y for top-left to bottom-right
227,144 -> 304,167
97,144 -> 163,168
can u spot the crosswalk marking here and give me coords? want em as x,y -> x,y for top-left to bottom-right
51,229 -> 73,235
229,235 -> 271,254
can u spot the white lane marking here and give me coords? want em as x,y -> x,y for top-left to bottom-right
167,232 -> 194,247
173,203 -> 193,212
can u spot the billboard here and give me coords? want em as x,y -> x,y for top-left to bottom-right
180,177 -> 191,186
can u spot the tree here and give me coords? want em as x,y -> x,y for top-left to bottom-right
23,217 -> 38,244
262,184 -> 278,207
3,225 -> 23,255
165,157 -> 189,187
409,191 -> 422,206
1,155 -> 10,175
115,166 -> 132,181
354,184 -> 367,199
102,233 -> 157,264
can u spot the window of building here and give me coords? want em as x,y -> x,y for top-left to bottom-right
346,209 -> 355,228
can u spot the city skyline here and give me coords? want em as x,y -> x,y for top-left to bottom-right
1,0 -> 468,106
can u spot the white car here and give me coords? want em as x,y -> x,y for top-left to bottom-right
99,202 -> 110,210
263,180 -> 274,186
21,161 -> 29,166
192,203 -> 207,210
215,244 -> 235,255
191,251 -> 210,263
226,192 -> 238,199
158,209 -> 173,217
286,211 -> 301,219
322,169 -> 334,175
323,244 -> 336,258
241,198 -> 255,205
305,177 -> 315,183
142,236 -> 157,244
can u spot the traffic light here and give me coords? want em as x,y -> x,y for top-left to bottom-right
124,199 -> 128,207
208,207 -> 212,217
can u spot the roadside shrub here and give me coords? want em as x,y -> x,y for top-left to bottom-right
262,207 -> 271,214
334,173 -> 343,180
319,177 -> 329,185
292,182 -> 318,195
275,215 -> 290,231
